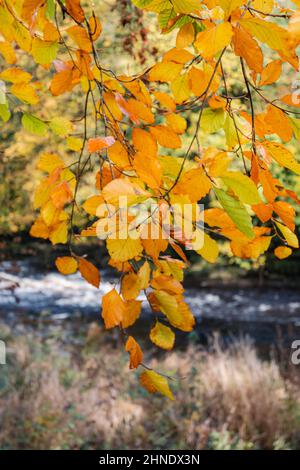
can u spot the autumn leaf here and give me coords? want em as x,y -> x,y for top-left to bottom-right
102,289 -> 125,329
55,256 -> 78,275
65,0 -> 85,23
140,370 -> 174,400
78,258 -> 100,288
262,142 -> 300,175
107,237 -> 144,262
150,322 -> 175,350
274,246 -> 292,260
88,136 -> 115,153
194,22 -> 233,60
125,336 -> 143,369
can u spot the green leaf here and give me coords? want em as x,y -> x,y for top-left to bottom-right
214,187 -> 254,239
158,8 -> 176,29
0,103 -> 11,122
201,109 -> 225,133
46,0 -> 55,20
224,114 -> 238,149
31,38 -> 58,65
290,117 -> 300,141
221,171 -> 261,205
172,0 -> 200,14
22,113 -> 48,136
132,0 -> 154,7
49,117 -> 73,137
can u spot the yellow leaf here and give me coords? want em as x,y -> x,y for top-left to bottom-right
151,275 -> 184,295
67,136 -> 83,151
195,22 -> 233,60
125,336 -> 143,369
252,0 -> 274,14
0,68 -> 31,83
78,258 -> 100,288
37,153 -> 64,173
55,256 -> 78,275
217,0 -> 245,19
102,288 -> 125,329
0,41 -> 16,64
149,62 -> 183,82
102,92 -> 123,121
153,290 -> 181,325
107,237 -> 143,262
12,20 -> 32,52
275,221 -> 299,248
274,246 -> 292,260
172,0 -> 201,14
82,195 -> 104,215
174,301 -> 196,332
241,17 -> 288,52
150,322 -> 175,350
49,220 -> 68,245
140,370 -> 174,400
195,231 -> 219,264
263,142 -> 300,175
138,261 -> 151,289
164,48 -> 194,64
171,72 -> 190,104
11,82 -> 39,104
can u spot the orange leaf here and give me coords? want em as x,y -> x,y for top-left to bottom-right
259,60 -> 282,87
89,16 -> 102,41
125,336 -> 143,369
65,0 -> 85,23
150,125 -> 181,149
79,258 -> 100,288
274,246 -> 292,260
88,136 -> 115,153
121,300 -> 142,328
102,288 -> 125,329
67,25 -> 92,53
55,256 -> 78,275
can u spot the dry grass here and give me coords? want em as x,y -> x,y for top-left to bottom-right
0,321 -> 300,450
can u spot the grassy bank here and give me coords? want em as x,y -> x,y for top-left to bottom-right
1,320 -> 300,450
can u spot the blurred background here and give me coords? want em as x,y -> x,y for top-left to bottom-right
0,0 -> 300,450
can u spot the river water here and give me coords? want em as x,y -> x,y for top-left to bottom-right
1,260 -> 300,348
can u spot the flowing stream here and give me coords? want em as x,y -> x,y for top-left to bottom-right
1,260 -> 300,348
